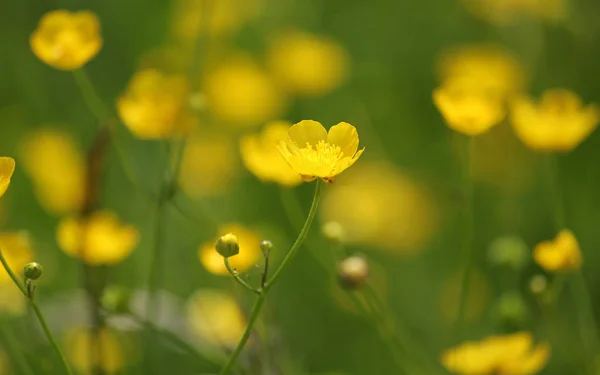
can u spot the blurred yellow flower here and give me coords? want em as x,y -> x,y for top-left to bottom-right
321,162 -> 438,253
57,211 -> 139,265
240,121 -> 302,187
278,120 -> 364,183
30,10 -> 102,70
199,224 -> 261,275
172,0 -> 263,39
437,44 -> 525,98
267,31 -> 349,96
185,289 -> 246,348
510,89 -> 599,152
0,232 -> 34,285
442,332 -> 550,375
204,56 -> 286,128
433,79 -> 506,136
19,129 -> 85,215
0,157 -> 15,199
533,229 -> 582,272
64,327 -> 127,374
117,69 -> 192,139
460,0 -> 565,25
178,132 -> 239,197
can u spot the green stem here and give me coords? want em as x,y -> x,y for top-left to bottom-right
455,136 -> 475,335
72,68 -> 108,121
266,179 -> 323,290
224,258 -> 260,294
146,194 -> 168,322
545,154 -> 566,229
219,179 -> 323,375
0,323 -> 35,375
0,248 -> 72,375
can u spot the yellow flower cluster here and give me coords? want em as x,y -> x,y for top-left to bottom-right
185,289 -> 246,348
0,157 -> 15,200
533,229 -> 582,272
30,10 -> 102,70
19,129 -> 86,215
442,332 -> 550,375
240,121 -> 302,187
117,69 -> 192,139
64,327 -> 127,374
56,211 -> 139,265
199,224 -> 261,275
433,44 -> 524,136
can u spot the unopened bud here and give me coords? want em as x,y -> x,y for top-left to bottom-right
488,236 -> 529,270
529,274 -> 548,295
338,255 -> 369,289
24,262 -> 43,280
260,240 -> 273,256
101,286 -> 132,314
494,292 -> 528,325
215,233 -> 239,258
322,221 -> 345,244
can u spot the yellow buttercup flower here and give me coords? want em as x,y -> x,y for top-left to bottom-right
0,157 -> 15,199
30,10 -> 102,70
64,327 -> 128,374
533,229 -> 582,272
0,232 -> 34,285
204,55 -> 286,128
57,211 -> 139,265
240,121 -> 302,187
266,31 -> 349,96
199,224 -> 261,275
510,89 -> 599,152
433,78 -> 506,136
277,120 -> 364,183
437,44 -> 525,98
185,289 -> 246,348
442,332 -> 550,375
19,129 -> 86,215
321,162 -> 438,253
117,69 -> 191,139
178,132 -> 239,197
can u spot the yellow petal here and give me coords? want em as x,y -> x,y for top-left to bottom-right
332,147 -> 365,176
288,120 -> 327,147
0,157 -> 16,199
327,122 -> 359,158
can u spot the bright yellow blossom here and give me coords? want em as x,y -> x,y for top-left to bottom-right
442,332 -> 550,375
185,289 -> 246,348
533,229 -> 582,272
57,211 -> 139,265
19,129 -> 85,215
178,132 -> 239,197
30,10 -> 102,70
240,121 -> 302,187
278,120 -> 364,183
117,69 -> 192,139
0,232 -> 34,285
204,55 -> 286,128
0,157 -> 15,199
199,224 -> 261,275
64,327 -> 127,374
510,89 -> 599,152
266,31 -> 349,96
433,78 -> 506,136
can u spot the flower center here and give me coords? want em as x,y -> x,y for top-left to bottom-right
297,140 -> 343,165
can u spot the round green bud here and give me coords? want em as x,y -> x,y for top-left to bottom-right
338,255 -> 369,289
260,240 -> 273,255
488,235 -> 529,270
494,292 -> 528,325
24,262 -> 43,280
215,233 -> 239,258
529,274 -> 548,295
101,286 -> 132,314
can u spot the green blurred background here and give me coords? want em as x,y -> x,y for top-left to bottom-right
2,0 -> 600,374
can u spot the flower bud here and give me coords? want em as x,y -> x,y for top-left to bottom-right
488,235 -> 529,270
24,262 -> 43,280
215,233 -> 239,258
101,286 -> 132,314
260,240 -> 273,256
529,274 -> 548,295
338,255 -> 369,289
322,221 -> 345,244
493,292 -> 528,326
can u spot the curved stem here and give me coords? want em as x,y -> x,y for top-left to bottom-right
266,179 -> 323,291
454,136 -> 475,335
72,68 -> 108,121
0,248 -> 72,375
224,258 -> 260,294
219,180 -> 323,374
